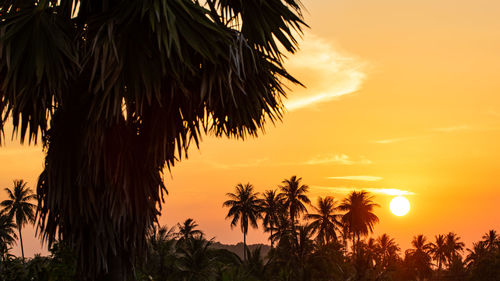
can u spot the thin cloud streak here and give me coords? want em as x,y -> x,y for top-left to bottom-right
196,154 -> 371,170
312,186 -> 415,196
372,137 -> 415,144
284,33 -> 367,111
432,125 -> 470,133
304,154 -> 372,165
327,176 -> 383,181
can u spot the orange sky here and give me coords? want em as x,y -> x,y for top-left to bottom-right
1,0 -> 500,257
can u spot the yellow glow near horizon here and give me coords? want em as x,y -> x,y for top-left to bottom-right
390,196 -> 410,216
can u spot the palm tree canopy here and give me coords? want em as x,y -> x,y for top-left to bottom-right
339,191 -> 379,238
445,232 -> 464,262
260,189 -> 283,233
377,233 -> 400,258
481,230 -> 499,250
0,180 -> 36,228
223,183 -> 262,234
306,196 -> 342,244
0,0 -> 306,278
0,214 -> 17,249
177,218 -> 204,241
429,234 -> 447,267
279,176 -> 310,223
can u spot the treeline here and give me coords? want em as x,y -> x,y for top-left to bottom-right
0,177 -> 499,281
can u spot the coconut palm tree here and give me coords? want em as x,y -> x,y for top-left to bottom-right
279,176 -> 310,228
339,191 -> 379,255
146,224 -> 178,281
430,234 -> 447,280
177,219 -> 204,243
445,232 -> 464,266
406,235 -> 433,281
306,196 -> 342,245
223,183 -> 262,261
481,230 -> 499,251
0,0 -> 306,278
376,233 -> 400,270
0,180 -> 36,261
260,190 -> 283,248
0,214 -> 17,263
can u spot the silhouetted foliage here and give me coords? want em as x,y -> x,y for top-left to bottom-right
0,0 -> 307,278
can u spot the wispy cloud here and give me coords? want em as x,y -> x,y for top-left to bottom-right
327,176 -> 383,181
198,154 -> 370,169
372,137 -> 415,144
432,125 -> 470,133
284,33 -> 367,111
312,186 -> 415,196
304,154 -> 372,165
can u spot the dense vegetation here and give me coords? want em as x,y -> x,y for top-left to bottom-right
0,177 -> 499,281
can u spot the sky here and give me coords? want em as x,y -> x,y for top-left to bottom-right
1,0 -> 500,257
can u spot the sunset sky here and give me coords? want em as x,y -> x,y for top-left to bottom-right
2,0 -> 500,257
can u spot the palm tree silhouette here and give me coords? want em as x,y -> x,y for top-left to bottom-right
339,191 -> 379,255
306,196 -> 342,245
376,233 -> 400,270
223,183 -> 262,261
445,232 -> 464,266
279,176 -> 310,230
0,180 -> 36,261
0,214 -> 17,263
260,189 -> 283,248
430,234 -> 447,280
406,235 -> 433,281
177,219 -> 204,243
0,0 -> 307,278
481,230 -> 499,250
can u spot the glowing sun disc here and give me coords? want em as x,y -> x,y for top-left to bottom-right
390,196 -> 410,216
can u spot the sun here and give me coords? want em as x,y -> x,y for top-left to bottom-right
390,196 -> 410,216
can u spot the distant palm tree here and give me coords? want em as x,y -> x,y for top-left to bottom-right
279,176 -> 310,228
147,224 -> 177,281
223,183 -> 262,261
430,234 -> 447,280
464,242 -> 487,269
0,180 -> 36,261
177,219 -> 204,243
0,214 -> 17,263
406,235 -> 433,281
306,196 -> 342,245
260,190 -> 283,248
445,232 -> 464,266
339,191 -> 379,255
376,233 -> 400,269
481,230 -> 499,250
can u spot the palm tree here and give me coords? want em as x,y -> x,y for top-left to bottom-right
146,224 -> 177,281
481,230 -> 499,250
0,214 -> 17,263
306,196 -> 342,245
223,183 -> 262,261
430,234 -> 447,280
445,232 -> 464,266
177,219 -> 204,243
406,235 -> 433,281
339,191 -> 379,255
260,190 -> 283,248
279,176 -> 310,228
0,180 -> 36,261
0,0 -> 306,278
376,233 -> 400,270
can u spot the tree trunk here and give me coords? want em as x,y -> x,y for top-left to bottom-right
18,224 -> 25,262
243,232 -> 247,261
270,228 -> 274,249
